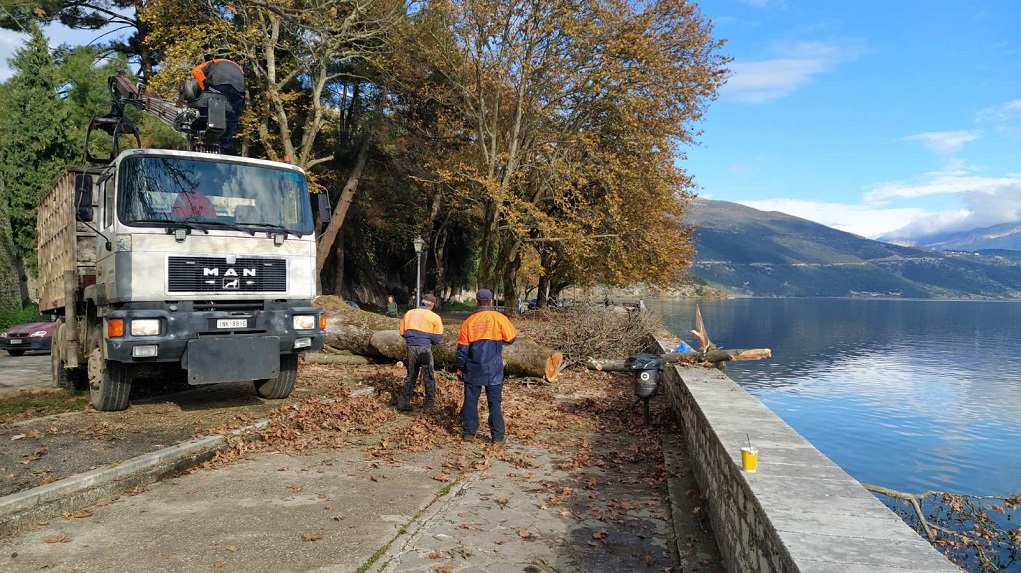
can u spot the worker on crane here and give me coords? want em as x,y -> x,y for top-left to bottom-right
189,56 -> 246,153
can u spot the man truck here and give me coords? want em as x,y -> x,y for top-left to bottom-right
37,73 -> 326,411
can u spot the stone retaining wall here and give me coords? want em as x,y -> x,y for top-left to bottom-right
653,338 -> 961,573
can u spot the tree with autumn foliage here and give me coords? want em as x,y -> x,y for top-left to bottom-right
404,0 -> 728,308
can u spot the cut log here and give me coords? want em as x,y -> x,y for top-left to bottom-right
313,296 -> 564,380
584,348 -> 771,372
369,330 -> 561,379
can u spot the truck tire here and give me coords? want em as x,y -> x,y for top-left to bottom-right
7,350 -> 26,357
254,354 -> 298,399
51,320 -> 86,390
87,326 -> 133,411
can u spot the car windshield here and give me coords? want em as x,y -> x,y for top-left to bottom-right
117,155 -> 314,235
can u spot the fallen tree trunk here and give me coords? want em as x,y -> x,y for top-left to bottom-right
584,348 -> 772,372
313,296 -> 562,379
369,330 -> 560,379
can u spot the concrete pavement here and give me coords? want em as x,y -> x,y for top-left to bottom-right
0,353 -> 51,395
0,423 -> 721,573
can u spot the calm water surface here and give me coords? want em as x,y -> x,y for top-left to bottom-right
648,298 -> 1021,497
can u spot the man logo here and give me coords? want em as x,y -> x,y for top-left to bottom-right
204,267 -> 257,277
223,278 -> 240,290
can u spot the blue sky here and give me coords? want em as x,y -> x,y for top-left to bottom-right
688,0 -> 1021,241
3,1 -> 1020,242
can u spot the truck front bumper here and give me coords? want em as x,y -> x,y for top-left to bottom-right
103,300 -> 325,364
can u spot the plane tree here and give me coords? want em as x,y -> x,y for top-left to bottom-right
409,0 -> 728,308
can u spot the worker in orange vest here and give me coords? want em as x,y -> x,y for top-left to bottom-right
191,57 -> 246,152
456,288 -> 517,443
398,294 -> 444,411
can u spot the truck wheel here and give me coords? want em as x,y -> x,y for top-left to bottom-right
6,350 -> 25,357
254,354 -> 298,399
87,326 -> 133,411
51,320 -> 86,390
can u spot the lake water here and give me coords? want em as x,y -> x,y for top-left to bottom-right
647,298 -> 1021,498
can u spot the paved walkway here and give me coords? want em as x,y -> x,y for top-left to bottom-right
0,431 -> 721,573
0,363 -> 724,572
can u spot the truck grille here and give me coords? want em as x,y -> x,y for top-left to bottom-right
167,256 -> 287,293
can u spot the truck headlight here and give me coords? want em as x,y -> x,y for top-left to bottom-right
30,330 -> 48,337
293,315 -> 316,330
130,319 -> 161,336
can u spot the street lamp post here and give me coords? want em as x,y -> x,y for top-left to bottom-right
413,235 -> 426,308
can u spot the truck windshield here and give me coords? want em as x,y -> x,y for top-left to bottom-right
117,155 -> 314,235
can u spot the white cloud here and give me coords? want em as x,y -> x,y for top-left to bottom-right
902,131 -> 978,155
722,41 -> 864,104
735,198 -> 931,239
864,169 -> 1021,242
865,173 -> 1021,203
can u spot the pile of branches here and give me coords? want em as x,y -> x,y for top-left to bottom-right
517,306 -> 663,365
864,483 -> 1021,571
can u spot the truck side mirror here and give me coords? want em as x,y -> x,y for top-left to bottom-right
316,193 -> 332,226
74,174 -> 94,222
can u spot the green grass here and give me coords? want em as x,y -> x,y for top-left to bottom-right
439,301 -> 476,312
0,302 -> 43,330
0,390 -> 90,422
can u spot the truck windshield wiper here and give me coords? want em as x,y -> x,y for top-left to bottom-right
198,220 -> 257,236
236,223 -> 304,237
132,218 -> 210,234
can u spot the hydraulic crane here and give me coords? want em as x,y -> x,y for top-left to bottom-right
84,70 -> 233,163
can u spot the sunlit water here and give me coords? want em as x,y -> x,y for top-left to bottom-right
648,298 -> 1021,497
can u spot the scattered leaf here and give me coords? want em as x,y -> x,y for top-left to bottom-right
61,510 -> 92,519
44,532 -> 71,543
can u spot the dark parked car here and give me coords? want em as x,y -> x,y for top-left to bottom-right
0,319 -> 57,356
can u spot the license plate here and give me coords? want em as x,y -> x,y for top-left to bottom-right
9,339 -> 22,344
216,319 -> 248,329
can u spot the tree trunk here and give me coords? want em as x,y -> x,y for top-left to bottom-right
584,348 -> 772,371
535,275 -> 549,309
333,239 -> 345,297
501,238 -> 521,317
316,134 -> 371,274
14,255 -> 29,307
314,295 -> 560,378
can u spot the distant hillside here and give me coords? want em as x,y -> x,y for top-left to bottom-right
887,221 -> 1021,252
683,199 -> 1021,298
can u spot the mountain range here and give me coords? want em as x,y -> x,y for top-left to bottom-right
683,199 -> 1021,299
882,221 -> 1021,252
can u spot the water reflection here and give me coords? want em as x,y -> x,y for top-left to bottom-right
649,298 -> 1021,496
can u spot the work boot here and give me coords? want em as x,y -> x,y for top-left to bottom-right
424,397 -> 435,412
397,397 -> 413,412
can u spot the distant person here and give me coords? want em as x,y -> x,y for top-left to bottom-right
171,189 -> 217,219
398,294 -> 443,411
638,299 -> 646,312
190,57 -> 246,152
604,296 -> 610,308
386,295 -> 398,318
456,288 -> 517,444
